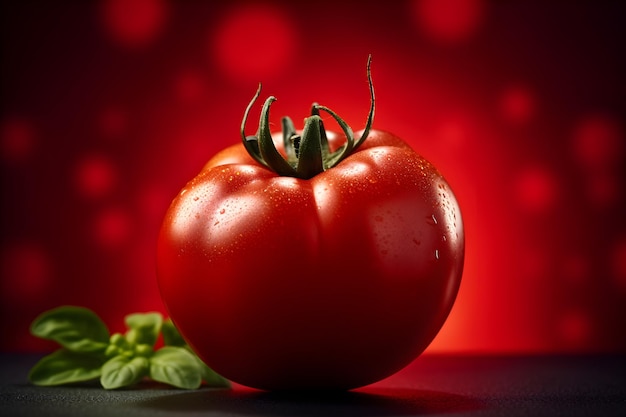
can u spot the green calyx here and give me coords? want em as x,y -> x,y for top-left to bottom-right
241,55 -> 375,179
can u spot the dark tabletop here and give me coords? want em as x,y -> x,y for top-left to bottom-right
1,353 -> 625,417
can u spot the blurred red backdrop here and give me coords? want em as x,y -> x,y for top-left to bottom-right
1,0 -> 625,354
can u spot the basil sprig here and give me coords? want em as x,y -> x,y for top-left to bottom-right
28,306 -> 230,390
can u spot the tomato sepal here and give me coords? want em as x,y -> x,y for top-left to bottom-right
240,55 -> 375,179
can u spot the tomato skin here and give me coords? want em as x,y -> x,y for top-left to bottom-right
157,129 -> 464,390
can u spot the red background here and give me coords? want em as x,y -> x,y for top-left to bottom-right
1,0 -> 625,353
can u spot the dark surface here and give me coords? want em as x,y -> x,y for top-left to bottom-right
1,354 -> 625,416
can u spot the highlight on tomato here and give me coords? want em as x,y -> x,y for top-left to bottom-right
157,56 -> 465,391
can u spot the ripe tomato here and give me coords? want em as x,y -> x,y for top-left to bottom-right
157,58 -> 464,390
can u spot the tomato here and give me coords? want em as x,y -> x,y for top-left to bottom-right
156,58 -> 464,390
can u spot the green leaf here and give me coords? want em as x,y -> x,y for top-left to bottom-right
296,115 -> 325,179
162,320 -> 230,388
150,346 -> 202,389
30,306 -> 110,353
192,353 -> 231,388
124,312 -> 162,347
161,319 -> 186,347
101,355 -> 149,389
29,349 -> 104,386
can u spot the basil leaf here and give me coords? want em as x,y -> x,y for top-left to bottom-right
124,312 -> 162,346
194,354 -> 231,388
29,349 -> 104,386
30,306 -> 109,353
162,320 -> 230,387
101,355 -> 150,389
150,346 -> 202,389
161,319 -> 186,347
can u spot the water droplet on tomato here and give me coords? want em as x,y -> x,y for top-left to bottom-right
426,214 -> 438,225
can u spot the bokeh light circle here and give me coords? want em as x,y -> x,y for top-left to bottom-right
74,154 -> 118,199
138,185 -> 171,222
557,310 -> 591,347
1,243 -> 51,300
612,238 -> 626,290
412,0 -> 485,43
212,4 -> 297,81
1,118 -> 36,162
173,70 -> 206,103
436,119 -> 467,151
100,0 -> 168,48
560,254 -> 590,285
98,107 -> 127,139
93,206 -> 132,247
500,85 -> 535,125
584,172 -> 619,207
572,114 -> 624,171
513,166 -> 559,213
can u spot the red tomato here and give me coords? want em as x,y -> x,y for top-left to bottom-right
157,59 -> 464,390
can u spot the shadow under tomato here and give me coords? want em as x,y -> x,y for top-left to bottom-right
135,386 -> 483,416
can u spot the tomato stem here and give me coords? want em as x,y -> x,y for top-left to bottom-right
240,55 -> 375,179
